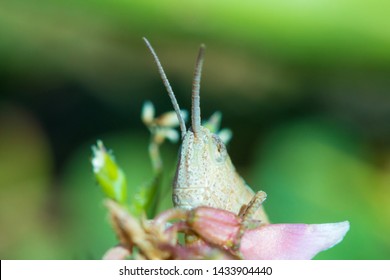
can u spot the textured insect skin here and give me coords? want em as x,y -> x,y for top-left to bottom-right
173,128 -> 268,223
144,38 -> 268,223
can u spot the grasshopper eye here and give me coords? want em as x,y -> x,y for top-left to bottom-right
211,134 -> 227,163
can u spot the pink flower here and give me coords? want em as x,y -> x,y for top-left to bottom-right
189,206 -> 349,260
104,201 -> 349,260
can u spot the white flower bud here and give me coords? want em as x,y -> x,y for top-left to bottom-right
162,128 -> 180,143
156,110 -> 188,128
92,140 -> 105,173
141,101 -> 155,125
204,111 -> 222,132
218,128 -> 233,144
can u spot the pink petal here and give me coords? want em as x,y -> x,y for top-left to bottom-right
240,221 -> 350,260
102,245 -> 131,260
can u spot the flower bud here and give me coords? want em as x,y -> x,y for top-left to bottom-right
156,110 -> 188,127
218,128 -> 233,144
141,101 -> 155,125
188,207 -> 241,248
203,111 -> 222,133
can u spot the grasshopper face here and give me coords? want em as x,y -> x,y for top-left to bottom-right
173,127 -> 228,208
173,126 -> 256,215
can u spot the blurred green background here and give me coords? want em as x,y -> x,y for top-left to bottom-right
0,0 -> 389,259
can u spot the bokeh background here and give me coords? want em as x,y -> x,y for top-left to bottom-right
1,0 -> 389,259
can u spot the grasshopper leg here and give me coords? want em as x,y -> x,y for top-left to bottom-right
231,191 -> 268,255
238,191 -> 267,228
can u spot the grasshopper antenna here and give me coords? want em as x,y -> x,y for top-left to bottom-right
191,44 -> 206,137
143,37 -> 187,138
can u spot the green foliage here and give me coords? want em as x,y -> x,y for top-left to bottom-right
128,172 -> 162,218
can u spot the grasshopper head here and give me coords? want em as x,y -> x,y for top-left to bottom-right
173,125 -> 231,209
174,40 -> 235,209
144,38 -> 231,209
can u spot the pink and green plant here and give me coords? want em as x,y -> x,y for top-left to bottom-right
91,102 -> 349,260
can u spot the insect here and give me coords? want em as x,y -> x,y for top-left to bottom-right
143,38 -> 268,224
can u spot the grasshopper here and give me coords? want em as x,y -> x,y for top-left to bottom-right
143,38 -> 268,224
